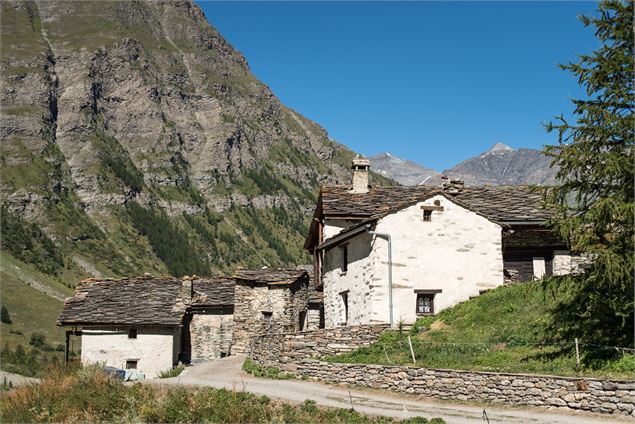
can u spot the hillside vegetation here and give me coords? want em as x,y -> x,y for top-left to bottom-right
328,282 -> 635,379
0,366 -> 443,423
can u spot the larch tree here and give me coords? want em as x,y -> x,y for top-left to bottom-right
544,0 -> 634,357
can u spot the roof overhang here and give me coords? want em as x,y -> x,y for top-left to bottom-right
316,218 -> 377,251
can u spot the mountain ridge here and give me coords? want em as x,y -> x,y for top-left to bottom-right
371,143 -> 558,187
0,0 -> 392,283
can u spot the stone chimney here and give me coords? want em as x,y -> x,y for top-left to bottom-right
350,156 -> 370,194
180,277 -> 193,305
441,176 -> 464,195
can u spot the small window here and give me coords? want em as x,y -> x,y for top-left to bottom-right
416,293 -> 435,315
341,244 -> 349,272
125,360 -> 137,369
262,311 -> 272,325
128,329 -> 137,339
423,210 -> 432,222
340,291 -> 349,325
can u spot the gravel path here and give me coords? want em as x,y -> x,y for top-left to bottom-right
149,355 -> 632,424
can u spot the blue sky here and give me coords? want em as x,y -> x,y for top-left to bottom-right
197,1 -> 599,171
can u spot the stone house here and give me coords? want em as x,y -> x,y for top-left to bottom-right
58,268 -> 312,377
304,158 -> 578,328
231,268 -> 311,353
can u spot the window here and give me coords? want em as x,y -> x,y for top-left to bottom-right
125,360 -> 137,369
341,244 -> 349,272
262,311 -> 272,326
423,210 -> 432,222
128,328 -> 137,339
340,291 -> 349,325
415,289 -> 442,315
298,311 -> 307,331
416,294 -> 434,315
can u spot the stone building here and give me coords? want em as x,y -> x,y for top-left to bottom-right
58,268 -> 313,377
57,275 -> 188,378
231,268 -> 311,353
304,159 -> 580,328
185,277 -> 235,362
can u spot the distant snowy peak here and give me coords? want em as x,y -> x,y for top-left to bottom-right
481,142 -> 514,157
369,143 -> 557,187
369,153 -> 439,187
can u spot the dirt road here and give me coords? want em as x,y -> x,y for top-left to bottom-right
151,355 -> 631,424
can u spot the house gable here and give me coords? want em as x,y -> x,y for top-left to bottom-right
320,194 -> 504,327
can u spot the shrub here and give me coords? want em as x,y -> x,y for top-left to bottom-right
158,364 -> 185,378
1,306 -> 11,324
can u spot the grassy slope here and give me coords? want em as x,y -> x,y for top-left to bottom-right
329,282 -> 635,379
0,252 -> 70,349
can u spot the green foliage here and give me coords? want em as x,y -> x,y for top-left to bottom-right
126,202 -> 211,277
0,366 -> 443,423
543,0 -> 634,355
0,343 -> 63,378
1,306 -> 12,324
28,333 -> 47,349
158,364 -> 186,378
328,283 -> 633,378
0,377 -> 14,392
95,128 -> 144,191
242,357 -> 294,380
0,206 -> 65,275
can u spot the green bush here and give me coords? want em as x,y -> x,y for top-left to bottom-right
158,364 -> 186,378
1,305 -> 12,324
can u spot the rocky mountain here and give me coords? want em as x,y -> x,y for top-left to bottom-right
0,0 -> 392,285
371,143 -> 557,187
442,143 -> 557,186
369,153 -> 439,186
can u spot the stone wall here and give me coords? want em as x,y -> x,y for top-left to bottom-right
282,360 -> 635,416
250,324 -> 388,367
190,313 -> 233,361
232,278 -> 309,353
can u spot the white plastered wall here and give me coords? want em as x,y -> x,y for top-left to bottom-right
323,232 -> 375,328
322,195 -> 505,327
81,327 -> 178,378
323,219 -> 359,239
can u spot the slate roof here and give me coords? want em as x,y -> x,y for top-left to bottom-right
233,268 -> 309,286
191,277 -> 235,306
320,185 -> 552,223
58,276 -> 186,326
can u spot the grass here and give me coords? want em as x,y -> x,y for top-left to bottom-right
327,282 -> 635,379
0,366 -> 444,423
158,365 -> 186,379
0,256 -> 68,350
242,357 -> 295,380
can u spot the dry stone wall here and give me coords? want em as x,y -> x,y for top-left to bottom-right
190,313 -> 234,361
233,279 -> 309,353
250,324 -> 388,366
249,325 -> 634,416
294,360 -> 634,416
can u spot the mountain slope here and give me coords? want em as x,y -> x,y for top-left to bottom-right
371,143 -> 557,187
369,153 -> 439,186
442,143 -> 557,186
0,0 -> 392,288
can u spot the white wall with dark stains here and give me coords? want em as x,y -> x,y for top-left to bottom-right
80,326 -> 178,378
322,195 -> 505,327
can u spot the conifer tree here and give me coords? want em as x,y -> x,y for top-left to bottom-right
544,0 -> 634,354
0,306 -> 11,324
